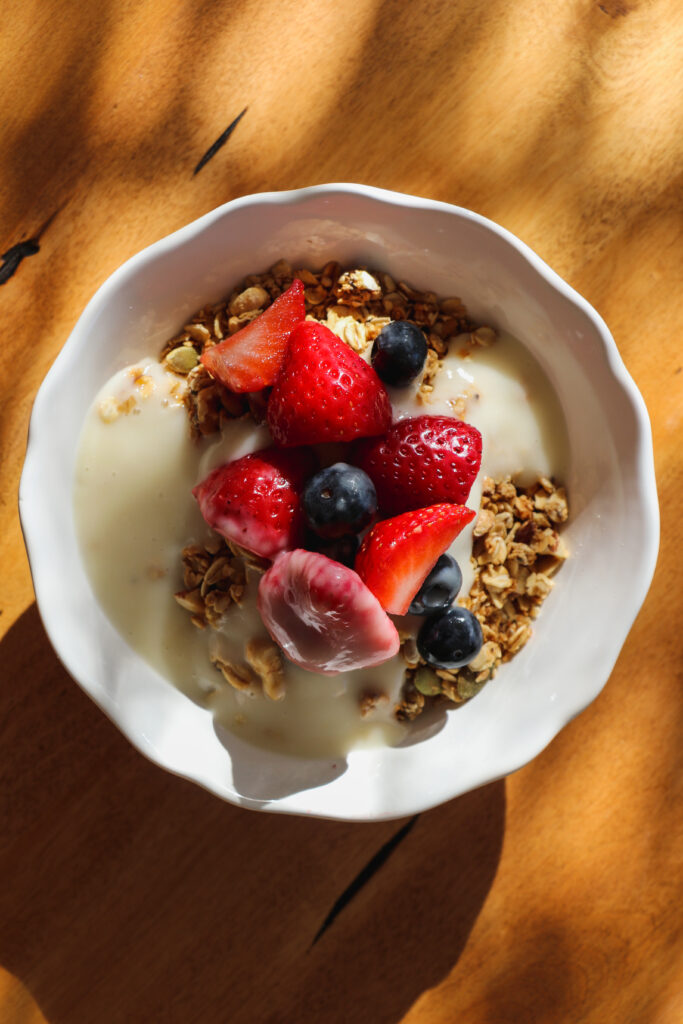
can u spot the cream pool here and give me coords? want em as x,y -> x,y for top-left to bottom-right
73,330 -> 568,758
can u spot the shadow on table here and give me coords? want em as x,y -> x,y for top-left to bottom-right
214,721 -> 350,804
0,604 -> 505,1024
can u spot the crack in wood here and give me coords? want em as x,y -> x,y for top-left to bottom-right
193,107 -> 248,176
0,204 -> 66,286
597,0 -> 632,16
0,238 -> 40,285
311,815 -> 419,947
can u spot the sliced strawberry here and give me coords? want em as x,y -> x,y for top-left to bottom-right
353,415 -> 482,515
192,446 -> 315,560
200,279 -> 305,393
258,550 -> 399,674
354,504 -> 475,615
267,321 -> 392,446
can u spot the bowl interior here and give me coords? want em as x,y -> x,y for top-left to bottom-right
20,186 -> 658,820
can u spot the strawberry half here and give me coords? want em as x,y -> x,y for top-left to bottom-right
200,279 -> 305,393
353,415 -> 482,515
192,446 -> 315,560
267,321 -> 392,446
354,503 -> 475,615
258,549 -> 399,674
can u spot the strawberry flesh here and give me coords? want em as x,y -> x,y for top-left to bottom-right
354,503 -> 475,615
200,279 -> 305,393
353,414 -> 482,515
267,321 -> 392,446
192,446 -> 315,560
258,550 -> 400,674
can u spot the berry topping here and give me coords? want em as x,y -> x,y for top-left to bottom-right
302,463 -> 377,538
267,321 -> 392,446
200,280 -> 305,393
353,414 -> 482,515
354,503 -> 475,616
258,550 -> 400,674
408,553 -> 463,616
371,320 -> 427,387
417,606 -> 483,670
192,446 -> 315,560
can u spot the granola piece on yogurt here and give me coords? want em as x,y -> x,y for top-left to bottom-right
245,638 -> 286,701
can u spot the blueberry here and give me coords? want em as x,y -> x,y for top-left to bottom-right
302,463 -> 377,538
371,321 -> 428,387
307,532 -> 360,568
409,554 -> 462,615
417,607 -> 483,670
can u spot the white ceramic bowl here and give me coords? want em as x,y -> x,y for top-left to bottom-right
20,184 -> 659,821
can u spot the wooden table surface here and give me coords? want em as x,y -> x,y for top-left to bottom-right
1,1 -> 682,1021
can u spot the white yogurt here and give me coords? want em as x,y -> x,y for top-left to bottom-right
74,331 -> 568,758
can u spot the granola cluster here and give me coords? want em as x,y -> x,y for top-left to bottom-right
211,638 -> 285,702
395,476 -> 569,720
174,537 -> 267,629
174,538 -> 284,699
160,259 -> 494,437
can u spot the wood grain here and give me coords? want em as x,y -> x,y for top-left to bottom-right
1,0 -> 682,1021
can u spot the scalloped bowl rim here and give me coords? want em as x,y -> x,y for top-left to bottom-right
20,184 -> 659,820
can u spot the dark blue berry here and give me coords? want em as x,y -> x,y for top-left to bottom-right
409,554 -> 462,615
417,607 -> 483,670
307,531 -> 360,568
371,321 -> 428,387
302,463 -> 377,538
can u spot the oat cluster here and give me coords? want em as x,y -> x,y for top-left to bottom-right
395,476 -> 569,720
174,536 -> 267,629
211,638 -> 285,702
160,259 -> 493,437
174,538 -> 285,699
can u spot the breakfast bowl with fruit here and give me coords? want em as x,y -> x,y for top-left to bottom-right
20,184 -> 659,820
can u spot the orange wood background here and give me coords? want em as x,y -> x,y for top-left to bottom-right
1,1 -> 681,1021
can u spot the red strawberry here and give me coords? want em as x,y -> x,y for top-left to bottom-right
200,279 -> 305,393
353,415 -> 482,515
354,504 -> 475,615
258,549 -> 399,674
267,321 -> 392,446
192,446 -> 315,560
